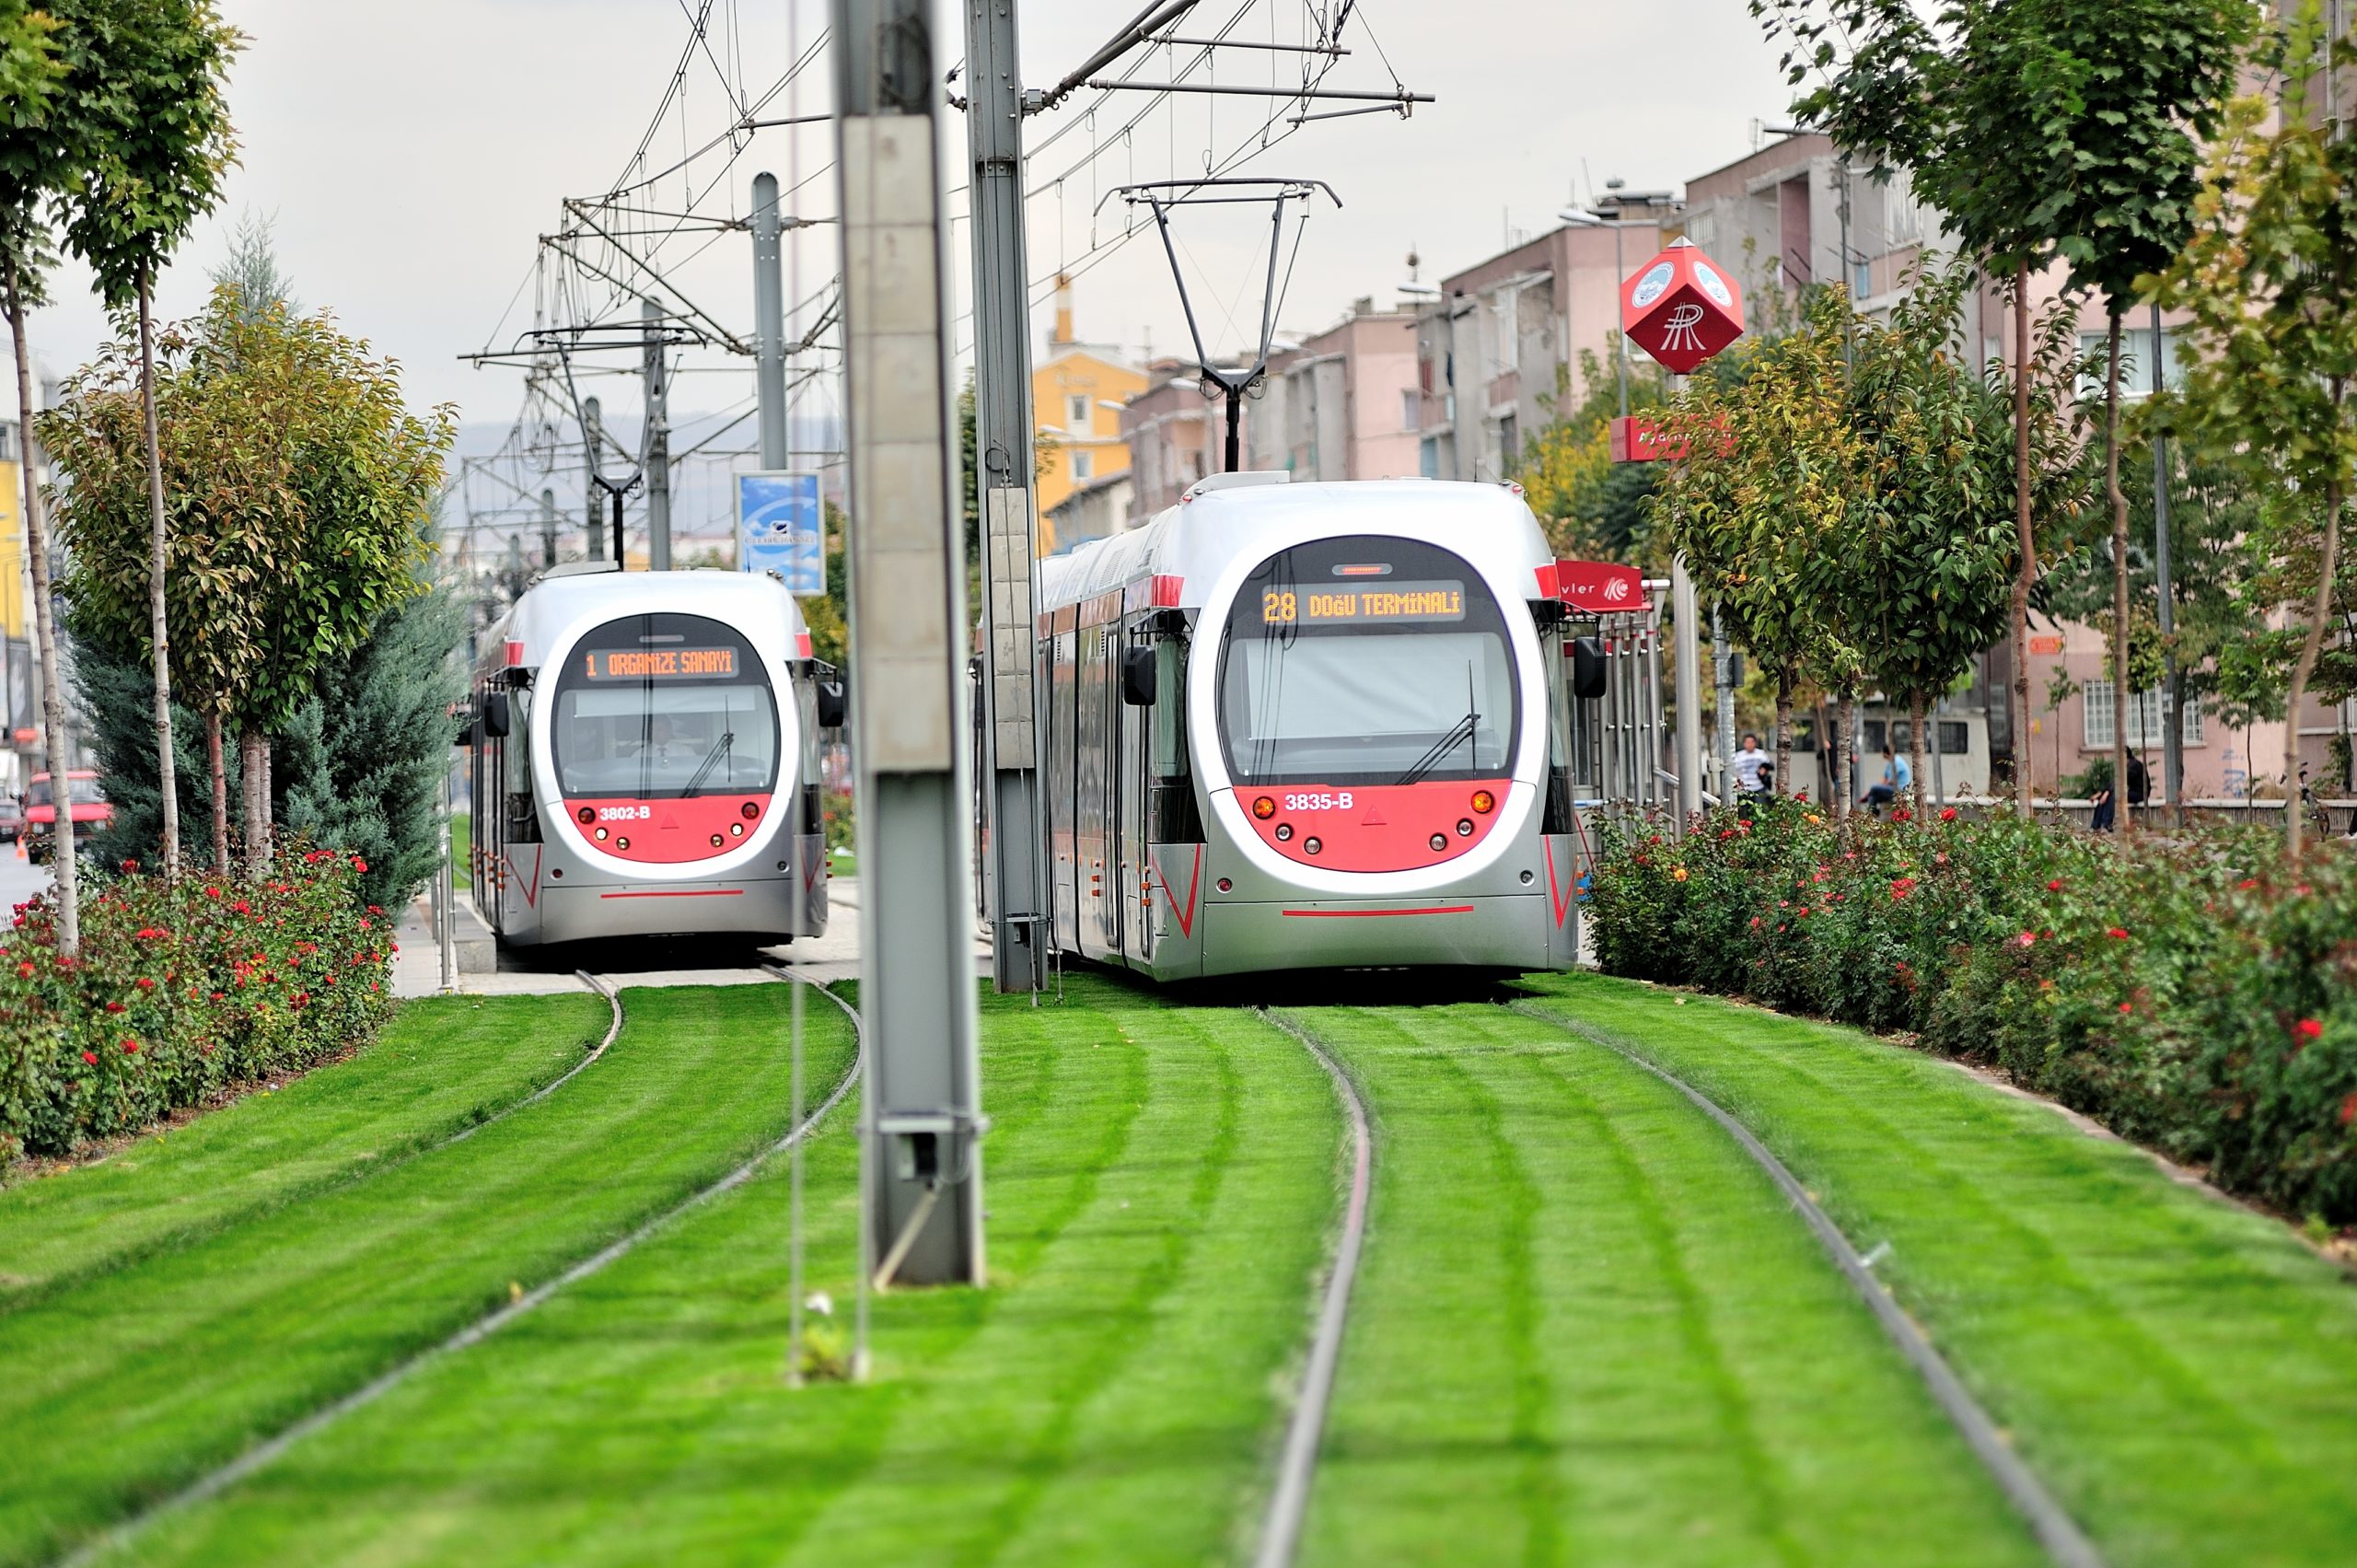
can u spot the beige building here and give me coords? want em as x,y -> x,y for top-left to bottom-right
1032,275 -> 1146,550
1247,299 -> 1422,482
1120,361 -> 1243,517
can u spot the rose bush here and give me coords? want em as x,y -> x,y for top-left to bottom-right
1587,805 -> 2357,1224
0,847 -> 395,1169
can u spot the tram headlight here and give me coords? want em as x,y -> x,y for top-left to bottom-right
595,826 -> 610,841
616,836 -> 631,851
730,821 -> 745,838
1274,822 -> 1294,842
741,800 -> 760,819
1252,796 -> 1276,820
1429,832 -> 1447,852
711,833 -> 726,848
1457,819 -> 1475,837
1304,837 -> 1321,855
1470,789 -> 1496,814
577,806 -> 597,824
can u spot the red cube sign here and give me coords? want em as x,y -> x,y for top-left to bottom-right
1620,238 -> 1745,375
1608,416 -> 1675,463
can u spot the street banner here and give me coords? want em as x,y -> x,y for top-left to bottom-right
737,470 -> 824,592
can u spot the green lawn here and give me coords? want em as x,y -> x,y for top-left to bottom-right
103,978 -> 1342,1567
1281,1002 -> 2045,1568
0,993 -> 607,1307
0,986 -> 856,1568
1513,971 -> 2357,1568
449,810 -> 470,874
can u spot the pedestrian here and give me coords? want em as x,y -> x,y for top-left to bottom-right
2089,750 -> 2149,833
1732,732 -> 1771,796
1859,742 -> 1910,814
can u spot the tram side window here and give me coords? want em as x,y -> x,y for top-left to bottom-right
1148,633 -> 1202,843
504,689 -> 540,843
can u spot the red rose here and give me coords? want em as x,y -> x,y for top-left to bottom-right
2293,1017 -> 2324,1042
352,856 -> 368,873
80,1050 -> 97,1065
2119,1002 -> 2132,1014
2016,932 -> 2038,947
122,1039 -> 139,1054
2106,927 -> 2129,940
2047,878 -> 2065,892
136,977 -> 156,990
16,961 -> 31,978
1939,807 -> 1956,821
232,901 -> 250,914
105,1002 -> 125,1014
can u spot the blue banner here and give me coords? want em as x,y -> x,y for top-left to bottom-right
737,471 -> 824,592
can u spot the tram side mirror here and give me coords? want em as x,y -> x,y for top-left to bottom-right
481,691 -> 512,738
816,679 -> 848,730
1120,646 -> 1157,707
1571,638 -> 1607,701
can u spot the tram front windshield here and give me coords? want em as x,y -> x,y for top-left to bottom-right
552,613 -> 780,797
1217,537 -> 1517,785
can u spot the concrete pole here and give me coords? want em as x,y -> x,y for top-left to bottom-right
583,397 -> 606,559
833,0 -> 986,1289
438,759 -> 457,993
963,0 -> 1050,992
2151,299 -> 2181,820
753,171 -> 791,470
540,488 -> 557,569
1672,555 -> 1703,824
642,298 -> 672,571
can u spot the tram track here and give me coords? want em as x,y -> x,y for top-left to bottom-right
50,970 -> 864,1568
1508,1000 -> 2106,1568
1251,1009 -> 1375,1568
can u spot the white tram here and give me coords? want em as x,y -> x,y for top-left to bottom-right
469,564 -> 838,947
1031,473 -> 1663,981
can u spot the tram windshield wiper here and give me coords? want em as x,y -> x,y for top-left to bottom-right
681,731 -> 734,797
1394,665 -> 1480,787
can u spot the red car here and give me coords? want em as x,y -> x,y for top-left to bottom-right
24,771 -> 111,858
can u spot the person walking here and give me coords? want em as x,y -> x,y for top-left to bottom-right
2089,750 -> 2149,832
1860,742 -> 1910,814
1733,732 -> 1771,797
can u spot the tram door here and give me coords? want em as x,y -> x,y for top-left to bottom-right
1114,613 -> 1148,964
1047,621 -> 1080,956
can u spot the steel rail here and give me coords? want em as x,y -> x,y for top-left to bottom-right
1251,1010 -> 1376,1568
53,973 -> 865,1568
1515,1002 -> 2107,1568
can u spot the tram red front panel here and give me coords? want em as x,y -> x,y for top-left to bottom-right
563,793 -> 773,865
1237,780 -> 1511,873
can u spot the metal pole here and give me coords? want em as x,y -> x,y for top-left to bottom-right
540,488 -> 557,568
835,0 -> 987,1288
753,171 -> 791,470
2151,299 -> 2181,821
438,758 -> 457,993
584,396 -> 606,558
1613,221 -> 1630,422
1713,602 -> 1735,798
964,0 -> 1050,993
643,298 -> 672,571
1672,556 -> 1702,823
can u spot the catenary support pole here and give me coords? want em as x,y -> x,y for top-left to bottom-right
643,298 -> 672,571
2151,299 -> 2181,822
1712,602 -> 1735,797
753,171 -> 791,470
540,488 -> 558,568
834,0 -> 988,1288
584,397 -> 606,559
438,757 -> 458,993
964,0 -> 1050,992
1672,554 -> 1703,824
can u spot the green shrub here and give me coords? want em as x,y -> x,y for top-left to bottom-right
1586,805 -> 2357,1223
0,847 -> 396,1168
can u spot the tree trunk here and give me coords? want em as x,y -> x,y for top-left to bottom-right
2284,474 -> 2341,862
1773,665 -> 1794,807
240,726 -> 267,878
206,711 -> 229,876
2105,311 -> 2131,838
1835,692 -> 1855,822
7,259 -> 78,953
137,264 -> 180,876
2010,261 -> 2038,813
1910,689 -> 1929,834
261,738 -> 273,868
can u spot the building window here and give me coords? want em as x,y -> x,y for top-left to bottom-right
2083,679 -> 2203,749
1852,258 -> 1871,298
1419,436 -> 1439,479
2076,328 -> 2183,401
1498,412 -> 1518,473
1071,447 -> 1093,482
1401,389 -> 1420,431
1067,393 -> 1091,432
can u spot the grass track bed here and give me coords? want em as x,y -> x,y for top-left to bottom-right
1283,1003 -> 2044,1568
0,993 -> 609,1305
0,986 -> 846,1568
1514,970 -> 2357,1568
107,978 -> 1342,1567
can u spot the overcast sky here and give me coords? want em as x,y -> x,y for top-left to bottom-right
10,0 -> 1801,437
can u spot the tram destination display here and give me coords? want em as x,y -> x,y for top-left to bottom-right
582,646 -> 739,680
1261,579 -> 1466,626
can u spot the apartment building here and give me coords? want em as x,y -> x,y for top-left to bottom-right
1120,360 -> 1242,518
1246,298 -> 1422,482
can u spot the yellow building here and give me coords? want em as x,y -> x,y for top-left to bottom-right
1032,274 -> 1145,553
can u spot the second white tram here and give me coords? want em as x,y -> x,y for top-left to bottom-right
1031,473 -> 1661,981
470,565 -> 837,947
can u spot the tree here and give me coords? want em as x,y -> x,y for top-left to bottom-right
2037,0 -> 2253,833
1652,296 -> 1858,798
1516,349 -> 1671,559
2154,7 -> 2357,858
1756,0 -> 2095,809
54,0 -> 240,875
45,285 -> 456,874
